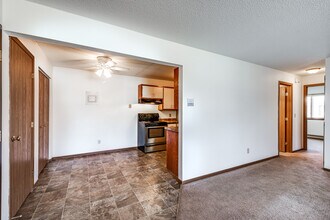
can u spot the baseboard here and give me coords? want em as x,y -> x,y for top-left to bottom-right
52,147 -> 137,160
182,155 -> 279,184
307,135 -> 324,140
292,148 -> 306,153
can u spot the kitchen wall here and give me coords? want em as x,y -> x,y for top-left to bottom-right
52,67 -> 176,157
1,1 -> 304,218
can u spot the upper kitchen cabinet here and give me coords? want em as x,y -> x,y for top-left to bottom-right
159,87 -> 177,110
138,84 -> 163,104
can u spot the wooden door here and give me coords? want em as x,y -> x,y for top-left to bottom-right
278,82 -> 293,153
10,37 -> 34,218
38,69 -> 50,174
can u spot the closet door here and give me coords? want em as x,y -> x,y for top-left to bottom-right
10,37 -> 34,218
38,69 -> 49,174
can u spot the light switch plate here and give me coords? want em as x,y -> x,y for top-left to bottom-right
187,98 -> 194,107
86,91 -> 99,105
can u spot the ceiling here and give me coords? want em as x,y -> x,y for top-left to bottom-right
36,41 -> 176,80
27,0 -> 330,75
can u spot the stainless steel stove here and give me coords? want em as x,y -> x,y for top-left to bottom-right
138,113 -> 168,153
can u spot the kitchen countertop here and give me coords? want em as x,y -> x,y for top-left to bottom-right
165,126 -> 179,133
160,118 -> 178,124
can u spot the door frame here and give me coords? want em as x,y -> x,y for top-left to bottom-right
278,81 -> 293,153
9,37 -> 35,217
302,83 -> 325,150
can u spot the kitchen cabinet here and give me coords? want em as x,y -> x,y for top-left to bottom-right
138,84 -> 163,103
174,68 -> 179,110
165,127 -> 178,177
159,87 -> 177,110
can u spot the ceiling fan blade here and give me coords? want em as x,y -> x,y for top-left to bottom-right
110,66 -> 129,71
61,59 -> 97,67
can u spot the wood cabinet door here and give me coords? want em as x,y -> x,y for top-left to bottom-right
38,69 -> 49,174
166,130 -> 178,177
10,37 -> 34,218
142,85 -> 163,99
163,88 -> 174,109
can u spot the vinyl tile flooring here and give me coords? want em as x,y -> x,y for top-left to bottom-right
15,149 -> 180,220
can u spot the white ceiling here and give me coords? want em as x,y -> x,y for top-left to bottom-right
36,41 -> 175,80
27,0 -> 330,75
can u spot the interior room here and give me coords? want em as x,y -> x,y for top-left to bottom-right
1,0 -> 330,219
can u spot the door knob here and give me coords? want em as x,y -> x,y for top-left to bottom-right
16,136 -> 21,141
11,136 -> 16,142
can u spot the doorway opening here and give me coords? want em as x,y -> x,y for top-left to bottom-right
9,34 -> 183,219
303,83 -> 325,153
278,81 -> 293,153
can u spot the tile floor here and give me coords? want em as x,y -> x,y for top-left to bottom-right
15,149 -> 180,220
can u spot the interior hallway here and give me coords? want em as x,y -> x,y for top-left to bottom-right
177,151 -> 330,220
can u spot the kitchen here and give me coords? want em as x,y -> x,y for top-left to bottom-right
28,38 -> 182,180
137,68 -> 180,177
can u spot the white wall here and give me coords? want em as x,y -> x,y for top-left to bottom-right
0,0 -> 2,25
325,58 -> 330,169
1,1 -> 303,219
2,0 -> 304,179
52,67 -> 176,157
301,73 -> 324,85
307,120 -> 324,136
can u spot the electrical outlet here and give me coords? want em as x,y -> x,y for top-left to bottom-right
98,140 -> 101,144
247,148 -> 250,154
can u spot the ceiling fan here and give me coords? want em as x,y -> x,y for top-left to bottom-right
95,56 -> 129,78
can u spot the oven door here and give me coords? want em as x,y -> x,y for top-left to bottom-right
146,126 -> 166,145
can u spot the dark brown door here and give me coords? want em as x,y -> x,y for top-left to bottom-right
10,37 -> 34,218
38,69 -> 50,174
278,82 -> 293,153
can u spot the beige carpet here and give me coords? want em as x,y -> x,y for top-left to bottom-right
177,151 -> 330,220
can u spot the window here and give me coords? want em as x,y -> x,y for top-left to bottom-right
307,94 -> 324,119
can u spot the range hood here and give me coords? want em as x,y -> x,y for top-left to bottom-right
138,98 -> 163,105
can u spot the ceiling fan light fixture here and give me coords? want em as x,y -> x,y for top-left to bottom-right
95,69 -> 103,77
95,68 -> 112,78
106,60 -> 116,67
103,69 -> 113,78
306,68 -> 321,74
